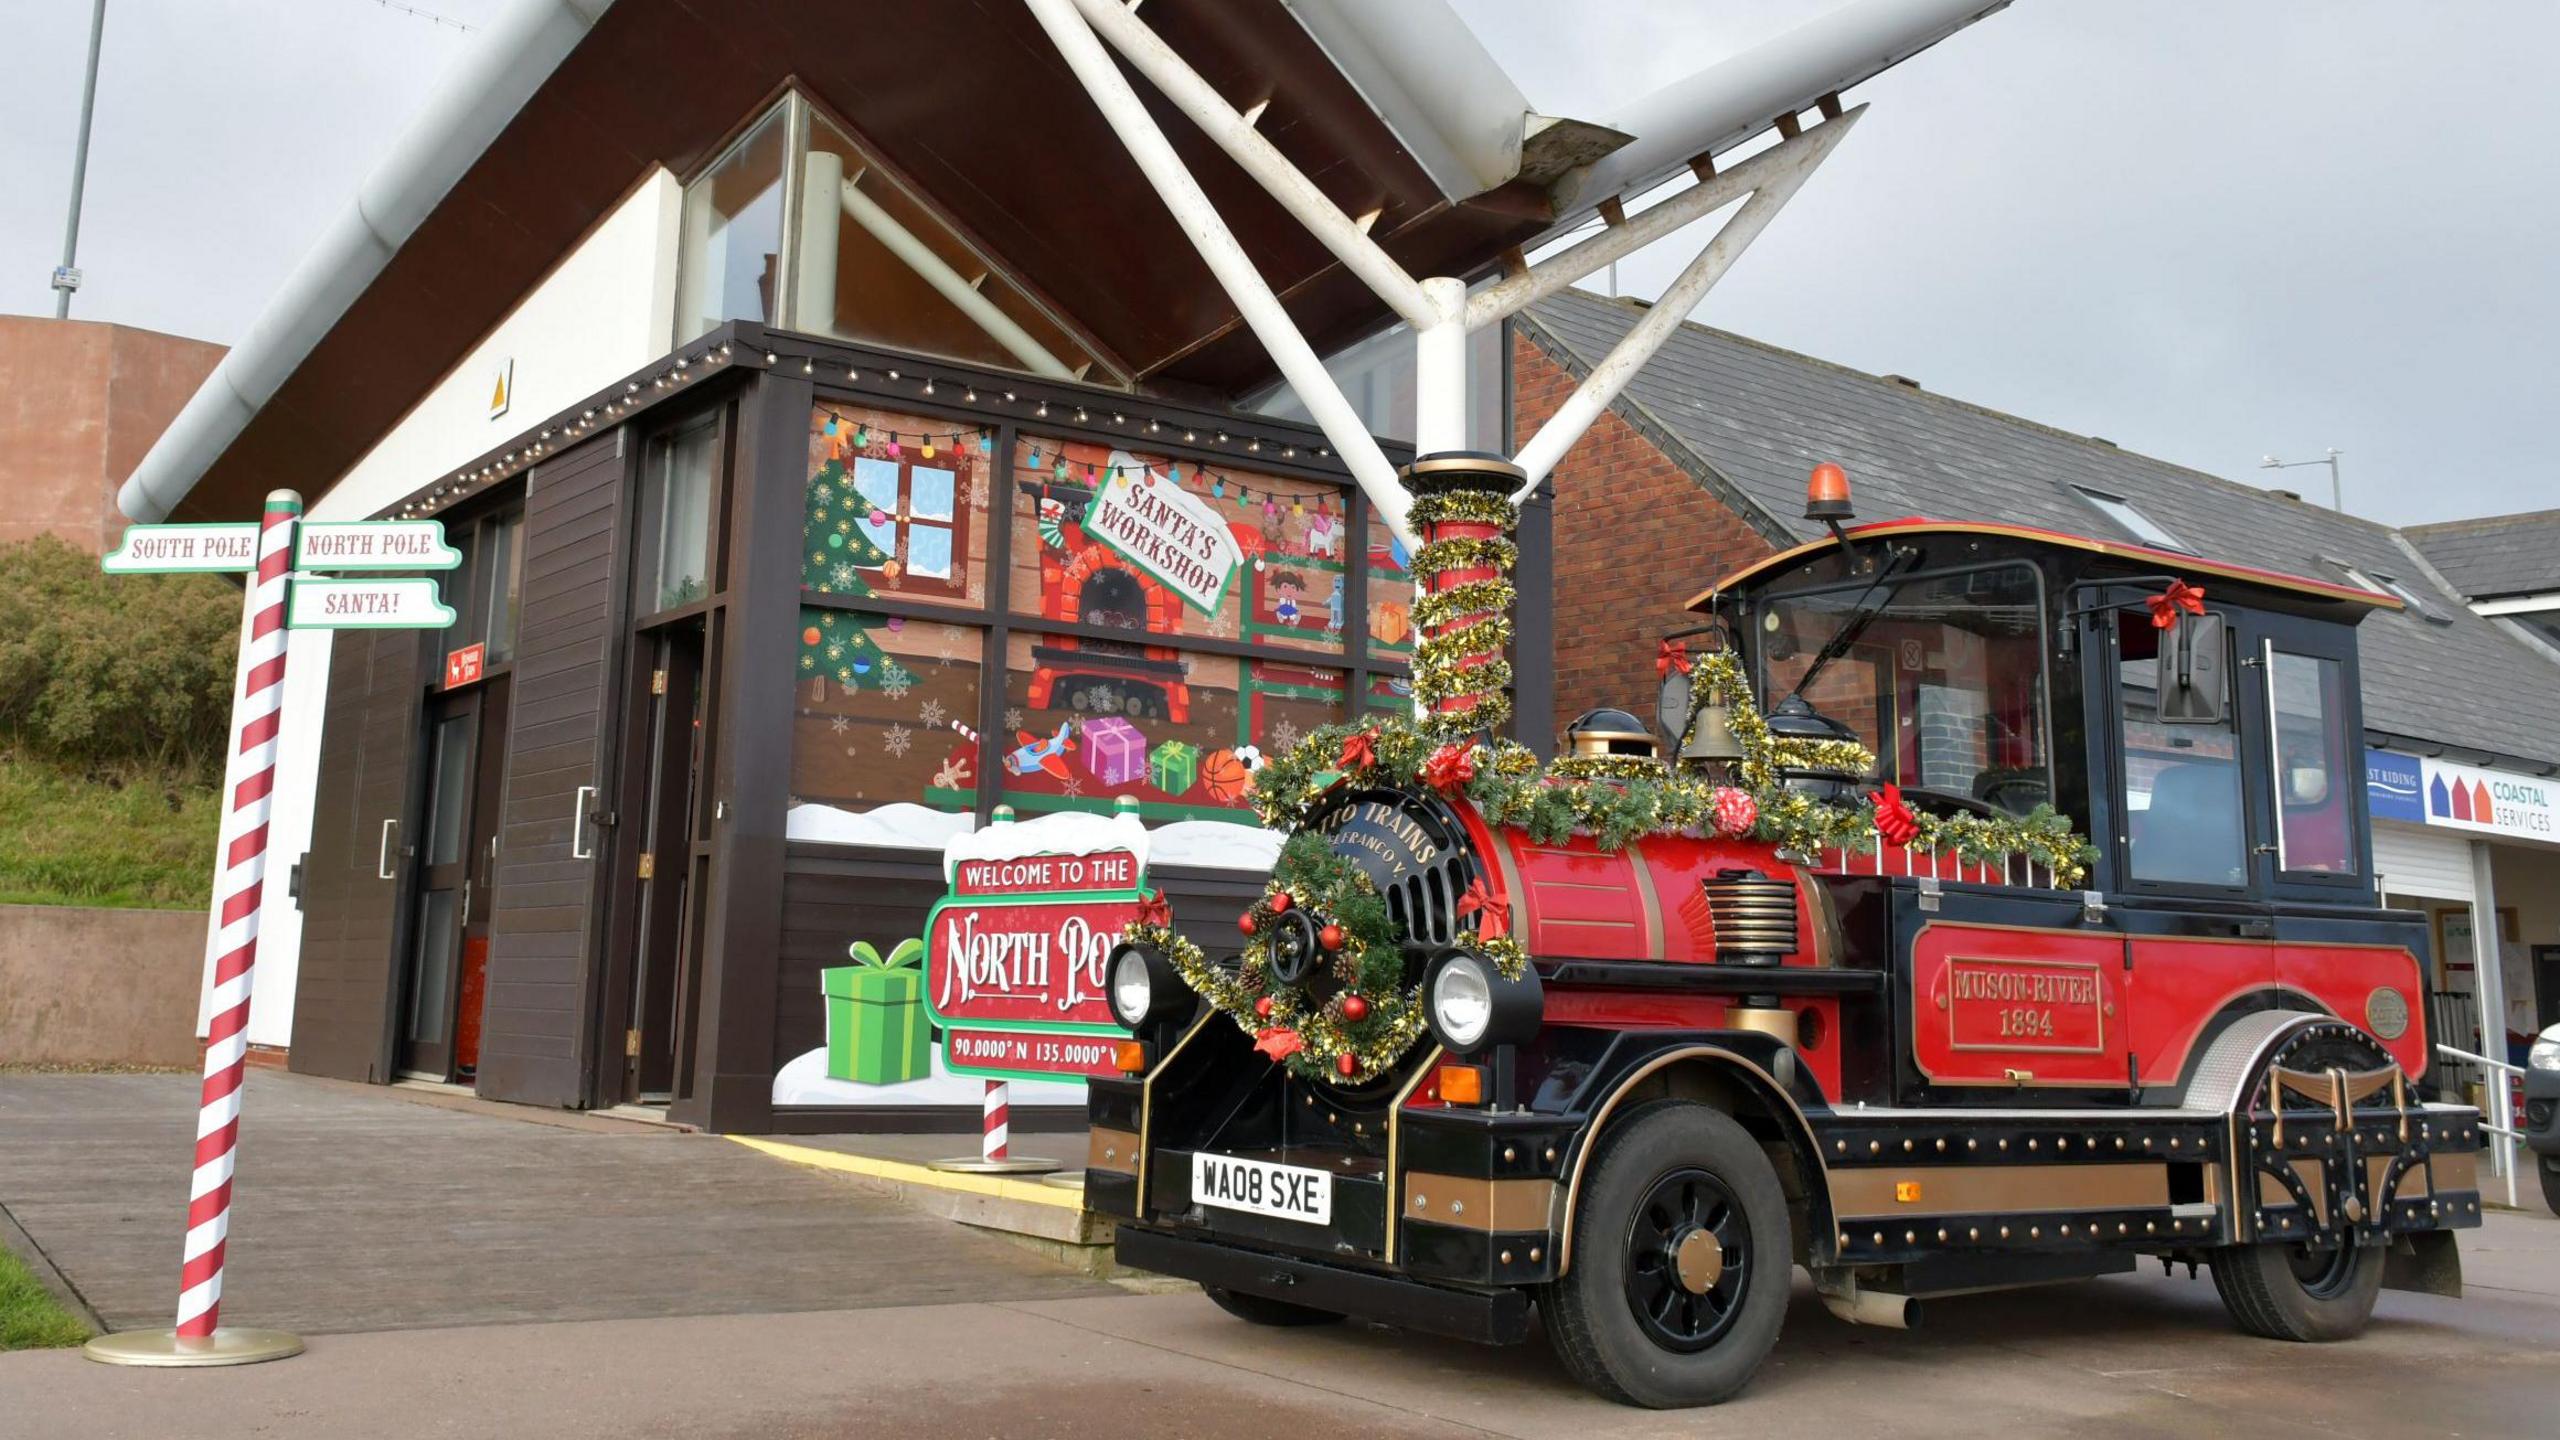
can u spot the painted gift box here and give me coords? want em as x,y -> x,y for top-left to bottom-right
1083,716 -> 1148,787
821,938 -> 930,1086
1148,739 -> 1200,796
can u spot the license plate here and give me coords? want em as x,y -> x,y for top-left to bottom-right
1191,1152 -> 1332,1225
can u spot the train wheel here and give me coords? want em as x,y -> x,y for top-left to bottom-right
1541,1101 -> 1789,1408
1201,1284 -> 1342,1327
2209,1238 -> 2384,1341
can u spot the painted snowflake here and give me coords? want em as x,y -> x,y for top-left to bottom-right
1271,720 -> 1301,751
918,699 -> 948,728
1059,775 -> 1083,799
829,715 -> 850,735
1003,707 -> 1025,732
880,662 -> 913,700
883,724 -> 913,758
830,562 -> 858,588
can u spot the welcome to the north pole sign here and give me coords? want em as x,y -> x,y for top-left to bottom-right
924,804 -> 1154,1084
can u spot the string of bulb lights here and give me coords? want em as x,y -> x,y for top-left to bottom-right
398,341 -> 1344,520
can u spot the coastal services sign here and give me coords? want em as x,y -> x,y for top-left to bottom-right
923,806 -> 1153,1082
2368,748 -> 2558,841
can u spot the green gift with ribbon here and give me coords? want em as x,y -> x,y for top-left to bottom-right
821,938 -> 930,1086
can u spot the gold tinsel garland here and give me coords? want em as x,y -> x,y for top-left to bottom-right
1405,480 -> 1520,742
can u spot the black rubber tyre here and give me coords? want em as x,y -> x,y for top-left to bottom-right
1540,1101 -> 1790,1408
2538,1158 -> 2560,1219
1202,1284 -> 1343,1327
2209,1238 -> 2385,1341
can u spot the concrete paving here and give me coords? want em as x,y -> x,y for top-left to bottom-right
6,1214 -> 2558,1439
0,1070 -> 1112,1335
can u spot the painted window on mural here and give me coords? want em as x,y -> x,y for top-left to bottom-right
792,611 -> 984,814
1007,438 -> 1353,658
806,404 -> 987,608
997,633 -> 1343,822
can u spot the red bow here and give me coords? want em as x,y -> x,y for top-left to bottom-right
2147,580 -> 2206,629
1422,742 -> 1477,794
1456,876 -> 1507,938
1134,891 -> 1172,928
1656,639 -> 1692,678
1872,783 -> 1921,848
1338,729 -> 1380,772
1253,1027 -> 1303,1062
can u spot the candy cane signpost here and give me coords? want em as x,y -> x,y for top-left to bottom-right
86,494 -> 455,1368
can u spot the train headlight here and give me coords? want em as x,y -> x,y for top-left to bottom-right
1107,943 -> 1186,1031
1426,953 -> 1543,1056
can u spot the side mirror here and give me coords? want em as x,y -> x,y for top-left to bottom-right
2158,612 -> 2228,725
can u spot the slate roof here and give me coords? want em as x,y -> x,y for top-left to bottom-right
1523,287 -> 2560,771
2402,510 -> 2560,602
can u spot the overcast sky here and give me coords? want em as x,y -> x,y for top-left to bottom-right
6,1 -> 2555,527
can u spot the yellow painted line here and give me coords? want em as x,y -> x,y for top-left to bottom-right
727,1134 -> 1085,1210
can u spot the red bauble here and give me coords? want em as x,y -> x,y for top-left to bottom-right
1268,891 -> 1292,914
1318,923 -> 1345,952
1710,786 -> 1758,839
1336,1053 -> 1359,1077
1340,993 -> 1369,1022
1238,913 -> 1257,935
1255,995 -> 1274,1019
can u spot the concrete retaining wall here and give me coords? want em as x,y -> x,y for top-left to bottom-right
0,905 -> 206,1067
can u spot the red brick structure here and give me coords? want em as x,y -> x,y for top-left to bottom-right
1512,327 -> 1785,738
0,317 -> 224,554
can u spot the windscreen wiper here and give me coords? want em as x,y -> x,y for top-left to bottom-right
1775,546 -> 1916,709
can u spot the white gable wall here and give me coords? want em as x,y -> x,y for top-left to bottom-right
214,171 -> 683,1048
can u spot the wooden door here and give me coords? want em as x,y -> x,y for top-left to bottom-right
288,628 -> 426,1081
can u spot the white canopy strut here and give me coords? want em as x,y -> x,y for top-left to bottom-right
1024,0 -> 1968,544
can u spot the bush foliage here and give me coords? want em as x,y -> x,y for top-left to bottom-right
0,536 -> 242,778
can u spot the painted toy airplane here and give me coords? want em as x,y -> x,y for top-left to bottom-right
1003,722 -> 1077,780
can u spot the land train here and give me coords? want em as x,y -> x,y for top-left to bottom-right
1091,491 -> 2484,1408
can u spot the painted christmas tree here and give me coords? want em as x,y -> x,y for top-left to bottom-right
799,428 -> 899,689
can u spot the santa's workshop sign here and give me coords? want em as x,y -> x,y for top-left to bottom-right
1082,457 -> 1242,616
925,805 -> 1154,1082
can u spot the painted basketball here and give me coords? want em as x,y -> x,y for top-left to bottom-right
1200,748 -> 1254,803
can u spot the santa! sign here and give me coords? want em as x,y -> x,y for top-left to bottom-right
923,804 -> 1154,1080
1082,459 -> 1242,616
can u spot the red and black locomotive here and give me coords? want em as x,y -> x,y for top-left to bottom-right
1091,460 -> 2484,1408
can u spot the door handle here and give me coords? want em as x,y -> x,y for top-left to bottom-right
461,877 -> 472,927
378,819 -> 399,880
571,785 -> 596,860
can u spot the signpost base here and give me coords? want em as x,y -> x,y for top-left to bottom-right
83,1328 -> 305,1368
927,1155 -> 1064,1176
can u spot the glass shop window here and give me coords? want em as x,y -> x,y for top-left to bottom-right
439,509 -> 524,664
997,635 -> 1342,823
1006,438 -> 1354,659
2268,648 -> 2355,875
2118,612 -> 2246,887
792,611 -> 984,817
674,106 -> 788,343
797,112 -> 1107,382
805,404 -> 985,607
644,414 -> 719,613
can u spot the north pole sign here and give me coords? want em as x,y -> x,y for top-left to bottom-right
927,806 -> 1154,1081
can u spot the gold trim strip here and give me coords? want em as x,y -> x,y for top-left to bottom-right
1088,1127 -> 1140,1175
1626,840 -> 1664,958
1831,1162 -> 2169,1220
2432,1150 -> 2478,1192
1382,1044 -> 1445,1265
1404,1173 -> 1558,1232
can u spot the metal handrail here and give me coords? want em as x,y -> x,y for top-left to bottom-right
2435,1043 -> 2524,1209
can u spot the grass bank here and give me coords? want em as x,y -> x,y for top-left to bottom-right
0,755 -> 220,909
0,1248 -> 89,1350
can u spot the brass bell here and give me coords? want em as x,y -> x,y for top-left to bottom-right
1682,691 -> 1744,763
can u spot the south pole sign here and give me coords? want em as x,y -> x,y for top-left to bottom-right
87,495 -> 456,1369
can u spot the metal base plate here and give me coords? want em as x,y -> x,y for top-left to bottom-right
1040,1170 -> 1088,1191
84,1327 -> 305,1368
927,1155 -> 1064,1175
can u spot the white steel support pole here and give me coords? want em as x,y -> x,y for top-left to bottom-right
2468,839 -> 2519,1207
1023,0 -> 1417,547
1412,277 -> 1471,455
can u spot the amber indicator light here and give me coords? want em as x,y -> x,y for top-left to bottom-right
1894,1180 -> 1923,1204
1436,1064 -> 1486,1105
1114,1040 -> 1149,1074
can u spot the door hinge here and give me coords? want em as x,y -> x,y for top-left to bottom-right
636,851 -> 656,880
651,668 -> 668,696
625,1027 -> 641,1058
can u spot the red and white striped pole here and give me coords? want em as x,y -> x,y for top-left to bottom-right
87,490 -> 306,1367
982,1079 -> 1010,1162
929,1075 -> 1059,1176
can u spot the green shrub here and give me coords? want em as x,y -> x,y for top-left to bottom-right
0,536 -> 242,778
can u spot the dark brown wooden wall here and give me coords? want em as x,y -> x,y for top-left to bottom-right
478,431 -> 630,1107
288,628 -> 425,1081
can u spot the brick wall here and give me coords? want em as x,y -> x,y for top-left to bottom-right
1512,329 -> 1781,744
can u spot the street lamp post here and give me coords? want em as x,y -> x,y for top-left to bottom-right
52,0 -> 108,318
2260,449 -> 2344,511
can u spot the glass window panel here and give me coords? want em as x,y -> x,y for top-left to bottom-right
647,416 -> 717,612
792,611 -> 983,816
798,111 -> 1113,384
1248,311 -> 1504,452
806,404 -> 986,607
407,891 -> 456,1045
478,512 -> 523,662
998,635 -> 1342,824
2118,612 -> 2245,886
2072,487 -> 2188,552
424,715 -> 472,866
1007,436 -> 1348,657
2270,650 -> 2355,874
675,105 -> 788,344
